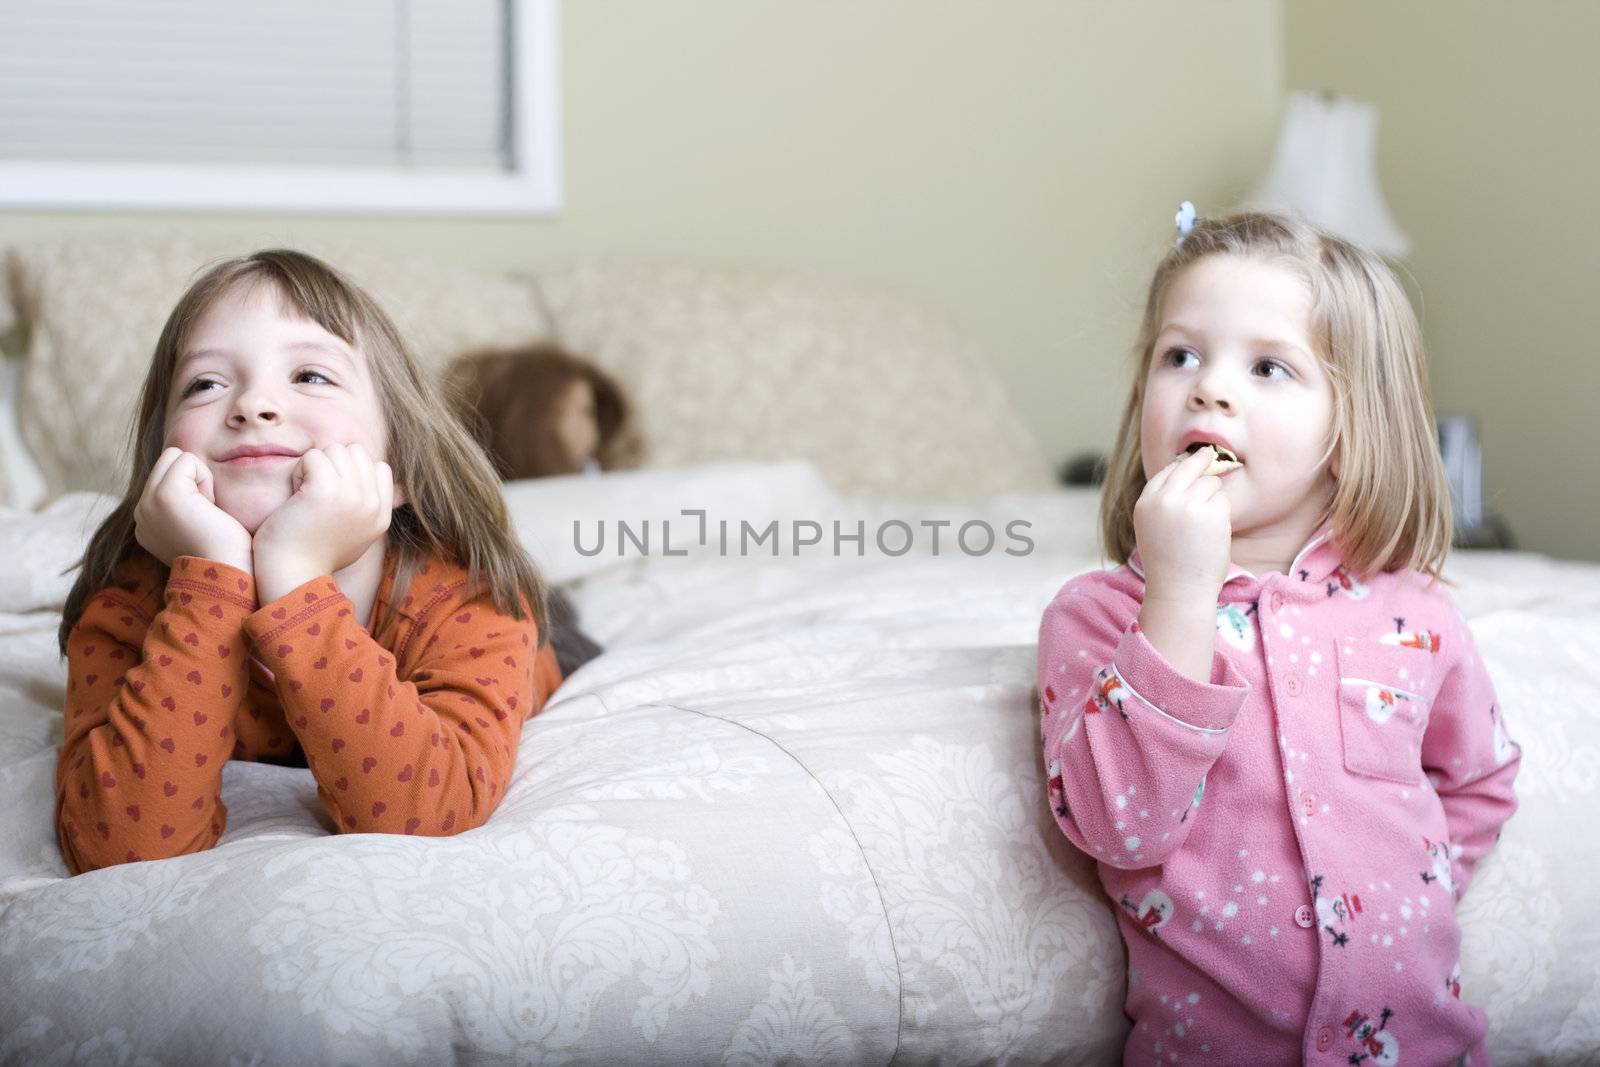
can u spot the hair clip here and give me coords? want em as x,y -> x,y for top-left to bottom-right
1174,201 -> 1197,244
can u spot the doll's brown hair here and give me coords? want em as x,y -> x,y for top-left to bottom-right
445,345 -> 641,480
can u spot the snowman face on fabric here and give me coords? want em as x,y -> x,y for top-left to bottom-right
1216,603 -> 1256,651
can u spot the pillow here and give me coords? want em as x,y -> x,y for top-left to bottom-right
0,352 -> 49,512
0,491 -> 116,613
3,237 -> 553,500
528,258 -> 1055,502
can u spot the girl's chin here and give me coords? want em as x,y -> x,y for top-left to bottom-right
214,489 -> 288,536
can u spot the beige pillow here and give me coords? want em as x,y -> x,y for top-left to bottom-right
5,237 -> 552,498
528,258 -> 1053,500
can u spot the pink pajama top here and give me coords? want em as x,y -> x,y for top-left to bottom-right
1037,527 -> 1519,1066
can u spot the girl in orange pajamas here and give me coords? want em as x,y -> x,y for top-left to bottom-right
54,249 -> 563,874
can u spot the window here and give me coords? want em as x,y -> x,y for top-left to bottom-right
0,0 -> 560,214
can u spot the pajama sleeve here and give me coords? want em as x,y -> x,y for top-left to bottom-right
242,571 -> 560,836
1420,604 -> 1520,899
1037,578 -> 1251,869
56,556 -> 256,873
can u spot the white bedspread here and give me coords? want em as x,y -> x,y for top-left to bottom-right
1,464 -> 1597,1065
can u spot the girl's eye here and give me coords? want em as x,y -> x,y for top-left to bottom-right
1253,359 -> 1291,380
181,378 -> 219,397
1163,347 -> 1199,369
296,369 -> 333,385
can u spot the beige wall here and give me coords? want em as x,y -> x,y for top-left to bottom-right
1286,1 -> 1600,561
0,0 -> 1281,502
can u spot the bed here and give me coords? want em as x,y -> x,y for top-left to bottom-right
2,238 -> 1598,1065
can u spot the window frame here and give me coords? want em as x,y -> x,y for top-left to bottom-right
0,0 -> 561,216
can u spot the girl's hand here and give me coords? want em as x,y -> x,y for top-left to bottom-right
133,447 -> 255,574
1133,446 -> 1232,602
251,443 -> 395,599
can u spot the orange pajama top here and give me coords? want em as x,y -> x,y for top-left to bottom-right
56,549 -> 563,874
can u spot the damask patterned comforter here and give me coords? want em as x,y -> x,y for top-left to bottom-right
1,468 -> 1597,1065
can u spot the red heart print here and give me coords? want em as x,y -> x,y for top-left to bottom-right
441,811 -> 455,832
84,644 -> 97,656
455,613 -> 472,625
404,818 -> 420,834
86,674 -> 98,686
397,764 -> 413,782
304,590 -> 318,602
348,668 -> 363,683
506,696 -> 518,710
132,762 -> 145,778
96,822 -> 111,839
390,722 -> 404,737
362,757 -> 377,773
343,815 -> 357,829
192,797 -> 205,810
160,824 -> 175,838
184,632 -> 199,646
186,671 -> 202,685
179,593 -> 192,605
493,708 -> 507,721
313,657 -> 327,670
161,697 -> 176,711
335,777 -> 348,790
160,738 -> 176,753
159,655 -> 172,666
331,738 -> 345,752
194,753 -> 207,767
193,712 -> 208,725
295,715 -> 308,727
427,769 -> 440,787
217,645 -> 231,658
378,655 -> 391,669
469,648 -> 485,658
272,607 -> 287,620
277,645 -> 293,657
355,709 -> 370,724
290,681 -> 304,693
126,804 -> 140,821
308,623 -> 321,636
475,677 -> 493,687
203,567 -> 218,580
131,680 -> 145,693
371,801 -> 386,817
345,639 -> 358,650
320,698 -> 335,712
503,656 -> 516,668
220,685 -> 232,698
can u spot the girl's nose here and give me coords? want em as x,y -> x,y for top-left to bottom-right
228,389 -> 281,425
1187,371 -> 1234,413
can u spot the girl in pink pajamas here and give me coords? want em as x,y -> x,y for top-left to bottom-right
1038,210 -> 1519,1065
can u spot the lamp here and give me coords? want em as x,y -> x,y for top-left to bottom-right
1245,91 -> 1410,259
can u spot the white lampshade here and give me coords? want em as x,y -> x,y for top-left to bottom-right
1245,91 -> 1411,259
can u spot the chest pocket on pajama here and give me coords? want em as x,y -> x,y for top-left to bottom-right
1337,640 -> 1436,785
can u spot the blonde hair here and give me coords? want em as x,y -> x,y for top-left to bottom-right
59,249 -> 549,653
1099,212 -> 1452,581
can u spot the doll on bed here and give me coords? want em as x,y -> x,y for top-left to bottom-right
446,344 -> 642,679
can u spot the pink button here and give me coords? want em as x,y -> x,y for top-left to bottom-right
1270,591 -> 1285,612
1294,904 -> 1315,928
1300,793 -> 1316,816
1285,676 -> 1302,697
1316,1026 -> 1333,1052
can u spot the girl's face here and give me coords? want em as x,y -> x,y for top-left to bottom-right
1140,254 -> 1337,548
162,282 -> 390,534
554,378 -> 600,470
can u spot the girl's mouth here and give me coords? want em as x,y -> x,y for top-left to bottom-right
1178,441 -> 1243,473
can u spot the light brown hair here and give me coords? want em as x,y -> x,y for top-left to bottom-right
59,250 -> 549,653
444,345 -> 642,479
1099,212 -> 1452,581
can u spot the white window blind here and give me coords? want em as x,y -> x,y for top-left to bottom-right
0,0 -> 560,214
